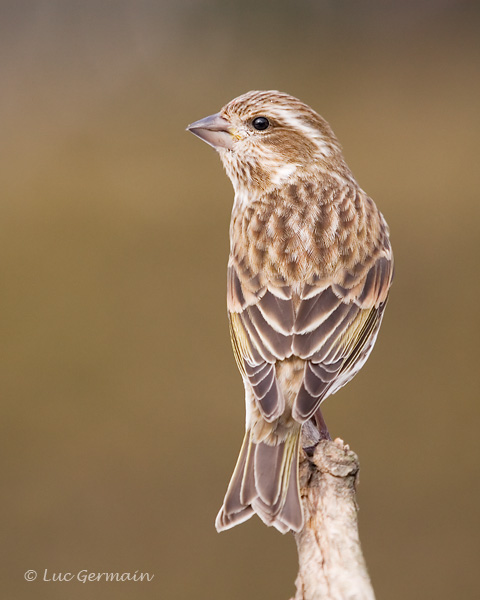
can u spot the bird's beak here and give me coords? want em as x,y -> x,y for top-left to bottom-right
187,112 -> 234,151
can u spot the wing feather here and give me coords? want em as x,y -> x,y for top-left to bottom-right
256,291 -> 295,334
228,235 -> 393,425
294,287 -> 342,334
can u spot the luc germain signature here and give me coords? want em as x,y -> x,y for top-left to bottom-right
24,569 -> 154,583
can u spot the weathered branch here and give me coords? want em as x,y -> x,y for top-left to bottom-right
291,438 -> 375,600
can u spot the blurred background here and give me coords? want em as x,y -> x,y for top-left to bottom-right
1,1 -> 479,598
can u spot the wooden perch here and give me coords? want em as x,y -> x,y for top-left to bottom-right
291,438 -> 375,600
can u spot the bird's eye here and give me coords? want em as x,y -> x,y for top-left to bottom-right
252,116 -> 270,131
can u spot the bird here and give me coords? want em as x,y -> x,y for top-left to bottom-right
187,90 -> 393,534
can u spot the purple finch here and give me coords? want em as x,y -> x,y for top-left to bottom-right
187,91 -> 393,534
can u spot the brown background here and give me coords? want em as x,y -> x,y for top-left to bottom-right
2,1 -> 479,598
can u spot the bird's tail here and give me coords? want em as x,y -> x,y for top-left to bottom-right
215,427 -> 303,534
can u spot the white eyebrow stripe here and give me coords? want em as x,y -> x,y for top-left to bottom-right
273,109 -> 332,158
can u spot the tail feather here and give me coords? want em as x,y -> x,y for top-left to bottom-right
240,439 -> 257,506
222,432 -> 250,515
254,440 -> 288,505
216,505 -> 254,531
277,449 -> 303,531
215,428 -> 303,534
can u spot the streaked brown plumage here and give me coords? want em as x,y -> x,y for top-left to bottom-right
187,91 -> 393,533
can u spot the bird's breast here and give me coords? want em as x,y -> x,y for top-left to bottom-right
230,188 -> 341,287
229,178 -> 386,291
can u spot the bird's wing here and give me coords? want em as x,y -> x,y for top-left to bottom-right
292,249 -> 393,421
228,240 -> 393,424
228,262 -> 294,422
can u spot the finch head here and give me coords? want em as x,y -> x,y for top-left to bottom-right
187,90 -> 350,194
